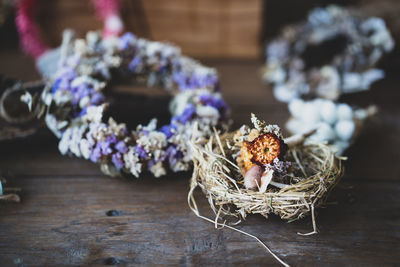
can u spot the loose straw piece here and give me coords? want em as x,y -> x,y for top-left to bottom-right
0,194 -> 21,202
297,204 -> 318,236
188,185 -> 290,267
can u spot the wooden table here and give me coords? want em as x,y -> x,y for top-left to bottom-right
0,51 -> 399,266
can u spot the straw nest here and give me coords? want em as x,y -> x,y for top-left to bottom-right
189,126 -> 344,223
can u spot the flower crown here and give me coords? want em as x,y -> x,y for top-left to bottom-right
38,31 -> 229,177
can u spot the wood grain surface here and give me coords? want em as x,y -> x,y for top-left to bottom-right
0,50 -> 399,266
35,0 -> 262,59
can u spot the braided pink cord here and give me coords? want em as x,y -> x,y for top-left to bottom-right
92,0 -> 124,37
16,0 -> 49,59
92,0 -> 121,20
16,0 -> 124,60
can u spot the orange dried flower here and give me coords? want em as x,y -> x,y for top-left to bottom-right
239,133 -> 287,172
247,133 -> 285,165
240,145 -> 254,172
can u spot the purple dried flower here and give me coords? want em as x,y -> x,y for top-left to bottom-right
58,66 -> 78,80
115,141 -> 128,154
189,73 -> 217,89
66,54 -> 81,67
78,107 -> 88,117
136,145 -> 148,159
69,83 -> 93,106
99,140 -> 113,155
112,152 -> 124,169
199,94 -> 229,118
58,79 -> 71,92
173,71 -> 188,90
173,68 -> 218,91
199,94 -> 225,109
129,55 -> 142,73
159,125 -> 176,139
52,78 -> 62,93
90,144 -> 102,163
147,159 -> 155,170
119,33 -> 136,50
266,40 -> 289,62
265,158 -> 291,179
91,93 -> 105,105
141,130 -> 149,136
106,134 -> 117,144
52,76 -> 72,94
174,104 -> 196,123
165,145 -> 183,167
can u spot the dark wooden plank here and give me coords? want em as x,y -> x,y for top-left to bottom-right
0,175 -> 399,266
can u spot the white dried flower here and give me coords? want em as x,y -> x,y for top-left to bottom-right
123,147 -> 142,177
170,161 -> 189,172
137,131 -> 167,161
83,104 -> 106,123
53,90 -> 73,106
315,66 -> 340,100
74,39 -> 87,54
108,118 -> 127,137
69,125 -> 86,157
80,139 -> 92,159
196,106 -> 219,123
79,96 -> 90,108
58,128 -> 72,155
149,161 -> 167,178
250,113 -> 283,138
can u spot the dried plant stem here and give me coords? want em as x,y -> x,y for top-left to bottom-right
0,193 -> 20,202
188,182 -> 290,267
284,129 -> 316,148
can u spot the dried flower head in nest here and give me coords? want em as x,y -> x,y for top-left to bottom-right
233,115 -> 291,193
236,114 -> 287,173
245,133 -> 286,166
240,133 -> 288,192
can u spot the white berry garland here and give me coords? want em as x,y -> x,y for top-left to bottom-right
263,5 -> 394,103
286,98 -> 377,155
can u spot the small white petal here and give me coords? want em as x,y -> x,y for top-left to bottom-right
259,169 -> 274,193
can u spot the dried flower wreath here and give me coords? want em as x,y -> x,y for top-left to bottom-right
0,0 -> 126,202
26,31 -> 229,178
263,5 -> 394,103
14,0 -> 230,178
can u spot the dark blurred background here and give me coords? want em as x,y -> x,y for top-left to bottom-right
1,0 -> 400,59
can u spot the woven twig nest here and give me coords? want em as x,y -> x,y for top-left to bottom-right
0,76 -> 44,142
189,115 -> 344,223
